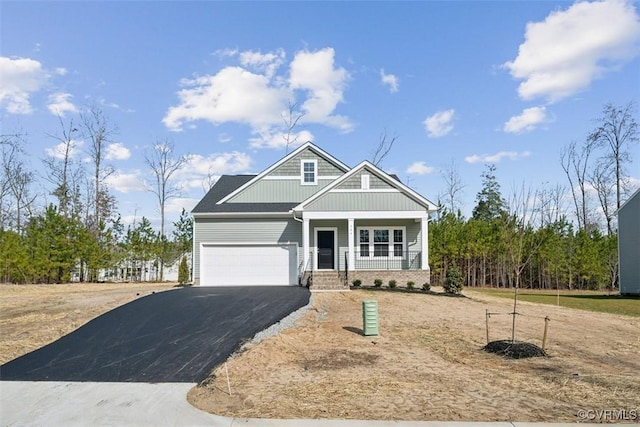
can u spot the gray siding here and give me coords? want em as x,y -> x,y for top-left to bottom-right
308,219 -> 421,271
227,147 -> 346,203
337,168 -> 392,190
193,218 -> 301,281
305,192 -> 428,211
618,191 -> 640,295
228,179 -> 332,203
270,148 -> 345,176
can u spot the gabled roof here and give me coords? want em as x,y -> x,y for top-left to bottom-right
293,160 -> 437,212
192,175 -> 298,214
216,142 -> 350,205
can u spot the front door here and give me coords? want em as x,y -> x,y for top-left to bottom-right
317,230 -> 335,270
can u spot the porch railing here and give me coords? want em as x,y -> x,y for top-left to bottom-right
298,251 -> 313,287
352,250 -> 422,270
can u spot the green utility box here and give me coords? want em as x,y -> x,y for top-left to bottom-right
362,300 -> 379,336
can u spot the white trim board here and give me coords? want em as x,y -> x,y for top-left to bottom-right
303,211 -> 430,220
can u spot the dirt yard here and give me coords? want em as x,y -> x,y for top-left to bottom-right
0,282 -> 176,365
189,288 -> 640,423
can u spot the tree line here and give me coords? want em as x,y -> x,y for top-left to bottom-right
1,105 -> 192,284
0,102 -> 637,287
429,102 -> 637,291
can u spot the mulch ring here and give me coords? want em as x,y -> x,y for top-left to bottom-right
483,340 -> 548,359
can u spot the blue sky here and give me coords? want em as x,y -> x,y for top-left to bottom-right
1,0 -> 639,230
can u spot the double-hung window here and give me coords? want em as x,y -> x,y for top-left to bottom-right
301,160 -> 317,185
358,227 -> 405,258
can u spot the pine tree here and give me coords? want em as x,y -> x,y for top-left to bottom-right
472,164 -> 506,222
178,255 -> 190,285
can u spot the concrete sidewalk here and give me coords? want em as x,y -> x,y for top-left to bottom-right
0,381 -> 603,427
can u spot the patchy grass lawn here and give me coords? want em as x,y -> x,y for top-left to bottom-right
473,287 -> 640,317
189,287 -> 640,422
0,282 -> 176,365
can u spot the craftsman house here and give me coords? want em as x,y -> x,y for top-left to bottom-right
191,142 -> 437,290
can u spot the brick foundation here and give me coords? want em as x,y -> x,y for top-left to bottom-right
348,270 -> 430,287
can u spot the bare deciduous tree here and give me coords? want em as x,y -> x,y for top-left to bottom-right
282,101 -> 305,154
588,158 -> 616,235
536,182 -> 567,228
440,160 -> 465,214
589,102 -> 638,210
0,136 -> 38,232
145,139 -> 187,238
560,140 -> 597,231
371,129 -> 398,167
80,105 -> 117,232
43,114 -> 83,218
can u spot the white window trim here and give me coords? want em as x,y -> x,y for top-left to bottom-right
301,159 -> 318,185
356,226 -> 406,259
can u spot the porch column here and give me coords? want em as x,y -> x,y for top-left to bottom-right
303,218 -> 310,270
421,217 -> 429,270
348,218 -> 355,271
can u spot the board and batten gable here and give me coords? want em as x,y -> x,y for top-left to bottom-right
193,218 -> 302,284
618,189 -> 640,295
227,147 -> 347,203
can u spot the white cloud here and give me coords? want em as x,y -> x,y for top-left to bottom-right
424,109 -> 455,138
503,106 -> 548,133
165,197 -> 199,214
45,139 -> 84,159
105,170 -> 147,193
163,66 -> 289,131
465,151 -> 532,164
289,48 -> 352,132
47,92 -> 78,116
164,47 -> 353,147
105,142 -> 131,160
239,49 -> 285,78
174,151 -> 252,191
249,129 -> 314,149
380,69 -> 399,93
54,67 -> 67,76
0,56 -> 49,114
406,161 -> 435,175
503,0 -> 640,102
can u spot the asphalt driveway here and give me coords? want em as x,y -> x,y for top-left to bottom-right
0,286 -> 310,383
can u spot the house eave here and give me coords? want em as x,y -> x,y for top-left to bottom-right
192,212 -> 294,219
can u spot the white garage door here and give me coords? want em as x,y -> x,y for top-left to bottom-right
200,244 -> 298,286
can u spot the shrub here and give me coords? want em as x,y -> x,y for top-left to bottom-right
178,255 -> 190,285
443,266 -> 463,294
352,279 -> 362,287
422,282 -> 431,291
388,279 -> 397,289
406,281 -> 415,290
374,278 -> 383,287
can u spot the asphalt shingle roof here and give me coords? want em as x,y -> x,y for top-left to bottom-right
191,175 -> 298,214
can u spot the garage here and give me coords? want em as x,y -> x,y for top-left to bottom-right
200,244 -> 299,286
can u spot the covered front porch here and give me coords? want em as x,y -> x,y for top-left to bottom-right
298,212 -> 430,290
